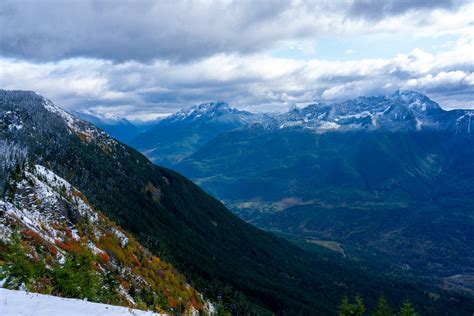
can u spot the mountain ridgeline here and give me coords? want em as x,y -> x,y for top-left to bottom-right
70,111 -> 159,144
126,91 -> 474,289
1,90 -> 473,314
130,102 -> 270,167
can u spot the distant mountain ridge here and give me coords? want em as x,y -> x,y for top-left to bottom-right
128,90 -> 473,168
130,101 -> 270,167
167,101 -> 256,123
71,111 -> 159,144
274,90 -> 472,133
120,91 -> 474,288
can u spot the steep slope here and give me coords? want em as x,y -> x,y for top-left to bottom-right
0,162 -> 209,314
1,90 -> 473,314
130,102 -> 270,167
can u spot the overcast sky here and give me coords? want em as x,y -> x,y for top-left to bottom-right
0,0 -> 473,121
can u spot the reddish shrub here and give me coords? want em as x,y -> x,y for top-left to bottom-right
168,297 -> 178,308
48,244 -> 58,255
54,239 -> 82,254
120,279 -> 130,290
21,228 -> 43,245
97,252 -> 110,263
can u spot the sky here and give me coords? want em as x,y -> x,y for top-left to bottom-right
0,0 -> 473,121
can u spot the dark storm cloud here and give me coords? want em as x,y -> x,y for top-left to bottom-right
0,0 -> 294,62
347,0 -> 467,20
0,0 -> 469,63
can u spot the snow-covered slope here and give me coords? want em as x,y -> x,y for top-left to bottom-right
0,162 -> 210,314
0,288 -> 159,316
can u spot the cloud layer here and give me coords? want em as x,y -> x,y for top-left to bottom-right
0,0 -> 466,62
2,39 -> 472,119
0,0 -> 473,119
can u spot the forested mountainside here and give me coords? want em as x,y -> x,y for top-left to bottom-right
177,128 -> 474,277
128,91 -> 474,284
1,90 -> 473,315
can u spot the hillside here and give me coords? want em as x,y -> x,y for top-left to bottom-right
0,161 -> 209,314
1,90 -> 473,314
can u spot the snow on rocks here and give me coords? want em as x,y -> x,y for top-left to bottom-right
42,98 -> 79,133
41,96 -> 120,150
0,164 -> 100,246
112,227 -> 129,248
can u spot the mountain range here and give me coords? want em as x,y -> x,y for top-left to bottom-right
129,102 -> 270,167
127,90 -> 473,168
120,91 -> 474,292
0,90 -> 474,315
4,90 -> 473,314
274,90 -> 472,133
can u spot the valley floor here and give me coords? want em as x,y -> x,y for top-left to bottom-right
0,288 -> 160,316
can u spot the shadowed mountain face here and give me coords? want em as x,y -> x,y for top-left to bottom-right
5,90 -> 474,314
71,111 -> 146,144
126,91 -> 474,284
130,102 -> 272,167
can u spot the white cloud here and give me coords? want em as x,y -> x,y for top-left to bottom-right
0,0 -> 472,115
1,34 -> 472,118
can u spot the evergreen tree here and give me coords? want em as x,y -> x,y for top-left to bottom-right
0,233 -> 37,288
339,295 -> 366,316
398,300 -> 418,316
52,252 -> 100,301
373,296 -> 393,316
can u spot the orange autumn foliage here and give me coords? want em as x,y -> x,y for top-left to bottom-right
54,239 -> 82,254
120,279 -> 130,290
168,297 -> 178,308
97,252 -> 110,263
21,228 -> 43,245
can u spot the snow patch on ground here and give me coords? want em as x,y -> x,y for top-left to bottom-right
0,288 -> 160,316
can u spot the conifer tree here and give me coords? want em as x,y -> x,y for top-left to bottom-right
398,300 -> 418,316
373,296 -> 393,316
339,295 -> 366,316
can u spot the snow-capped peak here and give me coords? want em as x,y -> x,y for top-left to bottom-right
390,90 -> 441,112
164,101 -> 260,125
273,91 -> 468,133
171,102 -> 231,120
